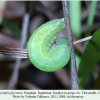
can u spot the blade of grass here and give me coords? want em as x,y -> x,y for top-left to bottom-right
1,17 -> 21,38
75,54 -> 81,70
94,70 -> 100,89
69,1 -> 81,39
78,29 -> 100,89
86,1 -> 97,36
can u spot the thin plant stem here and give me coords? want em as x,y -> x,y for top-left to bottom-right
62,0 -> 79,90
0,35 -> 92,58
5,13 -> 30,89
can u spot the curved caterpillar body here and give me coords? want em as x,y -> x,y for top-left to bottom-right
27,18 -> 70,72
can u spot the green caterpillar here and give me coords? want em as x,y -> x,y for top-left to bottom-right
27,18 -> 70,72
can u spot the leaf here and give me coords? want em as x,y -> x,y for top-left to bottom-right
94,70 -> 100,89
78,29 -> 100,88
75,54 -> 81,70
86,1 -> 97,36
2,17 -> 21,38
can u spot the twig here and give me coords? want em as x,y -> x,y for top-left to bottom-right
0,36 -> 92,58
5,12 -> 30,89
73,36 -> 92,44
62,0 -> 78,90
